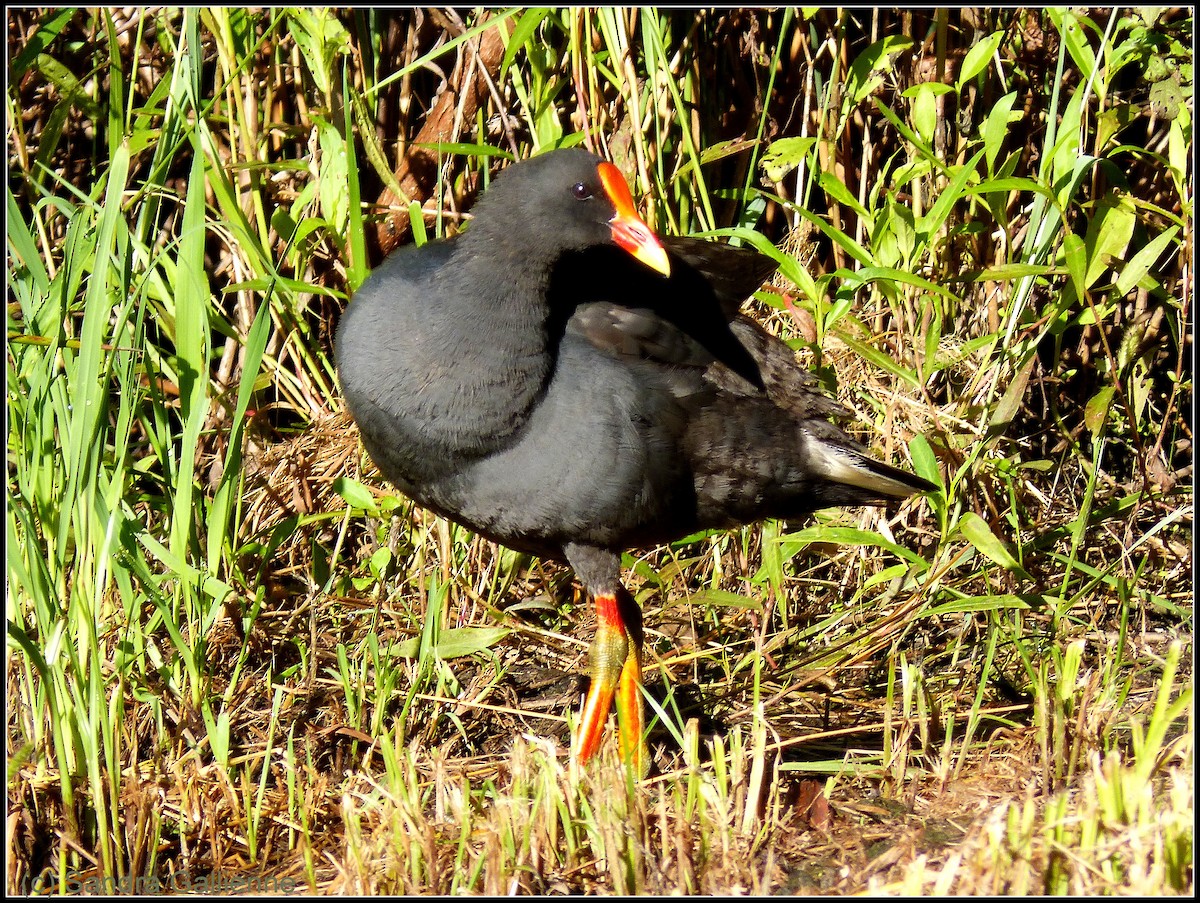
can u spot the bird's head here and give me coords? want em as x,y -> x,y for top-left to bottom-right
467,148 -> 671,276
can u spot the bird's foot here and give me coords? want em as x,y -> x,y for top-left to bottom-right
573,588 -> 648,777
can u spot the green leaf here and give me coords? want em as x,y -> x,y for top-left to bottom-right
34,52 -> 101,119
391,626 -> 511,660
207,295 -> 273,572
411,141 -> 514,159
921,149 -> 985,241
970,263 -> 1062,282
1115,225 -> 1180,296
6,189 -> 49,293
137,531 -> 235,604
344,71 -> 367,290
777,525 -> 928,571
908,434 -> 942,491
989,353 -> 1038,436
760,137 -> 817,182
1062,231 -> 1087,299
1084,385 -> 1115,438
287,8 -> 350,98
863,562 -> 912,591
956,31 -> 1005,90
169,149 -> 211,566
839,265 -> 960,302
1083,194 -> 1136,289
499,8 -> 551,81
687,588 -> 763,611
924,594 -> 1034,617
408,200 -> 427,247
1149,72 -> 1184,119
1049,9 -> 1095,79
983,91 -> 1019,175
846,36 -> 913,107
1167,114 -> 1188,187
334,477 -> 380,513
910,83 -> 938,147
316,116 -> 349,236
819,171 -> 871,222
9,8 -> 77,80
958,512 -> 1035,584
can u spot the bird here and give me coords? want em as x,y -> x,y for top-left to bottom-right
335,147 -> 936,775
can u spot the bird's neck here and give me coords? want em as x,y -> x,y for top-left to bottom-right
416,247 -> 556,445
444,243 -> 554,354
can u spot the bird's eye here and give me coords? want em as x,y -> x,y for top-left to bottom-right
572,182 -> 593,201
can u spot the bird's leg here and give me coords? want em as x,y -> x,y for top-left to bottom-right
574,587 -> 647,775
612,586 -> 646,776
566,544 -> 648,776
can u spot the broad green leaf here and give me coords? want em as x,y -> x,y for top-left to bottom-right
344,67 -> 367,289
924,594 -> 1035,617
138,532 -> 234,603
901,83 -> 952,148
819,171 -> 872,222
10,8 -> 77,79
922,149 -> 985,241
1084,385 -> 1115,438
1148,72 -> 1185,119
970,263 -> 1062,282
412,141 -> 514,159
874,201 -> 915,269
862,562 -> 911,591
391,626 -> 511,660
334,476 -> 380,513
911,84 -> 937,148
408,199 -> 427,246
287,8 -> 350,97
957,512 -> 1034,584
1050,92 -> 1087,193
777,525 -> 927,570
35,52 -> 102,119
169,149 -> 211,569
719,225 -> 822,303
1083,194 -> 1136,289
908,434 -> 942,490
846,36 -> 913,107
1049,9 -> 1096,80
207,297 -> 273,572
760,137 -> 817,182
6,189 -> 49,294
956,31 -> 1005,90
688,588 -> 763,611
499,8 -> 551,81
1062,231 -> 1087,299
839,264 -> 960,302
317,116 -> 349,236
989,353 -> 1038,435
964,176 -> 1048,197
1115,225 -> 1180,296
1167,112 -> 1189,191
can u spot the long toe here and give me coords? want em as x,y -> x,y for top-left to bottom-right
615,642 -> 647,777
613,586 -> 648,776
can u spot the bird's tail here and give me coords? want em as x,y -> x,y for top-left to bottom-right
805,433 -> 938,503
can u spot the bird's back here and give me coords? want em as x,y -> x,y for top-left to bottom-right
554,236 -> 934,543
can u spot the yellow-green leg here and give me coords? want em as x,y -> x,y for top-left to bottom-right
573,588 -> 647,776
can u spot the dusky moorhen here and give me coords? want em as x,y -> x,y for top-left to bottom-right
335,148 -> 936,775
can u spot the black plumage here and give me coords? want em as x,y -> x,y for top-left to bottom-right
335,148 -> 935,771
